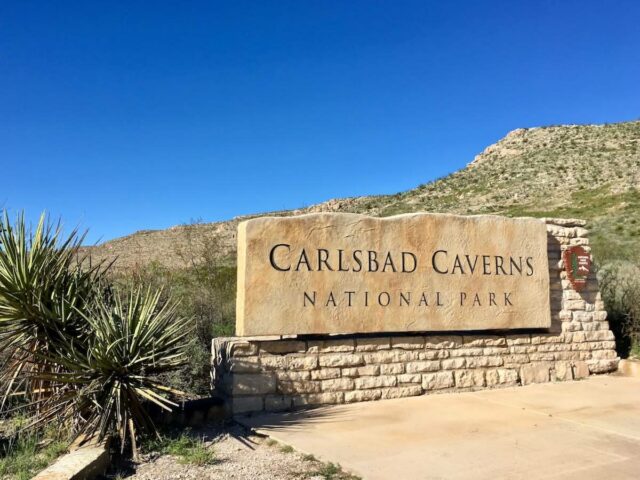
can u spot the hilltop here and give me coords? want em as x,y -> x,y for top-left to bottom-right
85,120 -> 640,270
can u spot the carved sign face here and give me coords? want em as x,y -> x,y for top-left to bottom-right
562,246 -> 591,292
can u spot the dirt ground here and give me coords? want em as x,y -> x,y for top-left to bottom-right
106,423 -> 358,480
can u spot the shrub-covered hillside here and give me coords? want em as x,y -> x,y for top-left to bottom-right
86,120 -> 640,269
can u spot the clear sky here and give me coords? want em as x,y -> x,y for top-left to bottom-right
2,1 -> 639,244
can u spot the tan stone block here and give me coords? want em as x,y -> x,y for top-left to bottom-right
355,337 -> 391,351
529,353 -> 555,361
425,336 -> 463,349
321,378 -> 355,391
232,396 -> 264,414
567,332 -> 586,343
356,365 -> 381,376
503,354 -> 530,365
229,356 -> 261,373
419,350 -> 449,360
345,389 -> 382,403
558,310 -> 573,321
406,361 -> 441,373
564,299 -> 586,311
308,339 -> 355,353
229,341 -> 259,357
275,371 -> 311,382
381,385 -> 423,399
520,363 -> 551,385
537,344 -> 569,353
531,334 -> 565,345
554,351 -> 581,361
463,335 -> 507,347
466,356 -> 503,368
583,322 -> 608,331
279,380 -> 322,395
341,368 -> 359,377
591,349 -> 617,359
264,395 -> 291,412
380,363 -> 405,375
572,311 -> 595,322
562,321 -> 583,332
259,340 -> 306,354
363,350 -> 419,364
391,336 -> 426,349
483,347 -> 508,355
569,237 -> 589,246
355,375 -> 397,389
593,306 -> 607,322
232,373 -> 276,395
260,355 -> 288,370
572,361 -> 590,379
422,371 -> 455,390
563,290 -> 584,301
292,392 -> 343,407
237,214 -> 551,336
509,345 -> 538,354
554,362 -> 573,381
454,370 -> 485,388
450,347 -> 484,357
319,353 -> 364,368
398,373 -> 422,384
583,330 -> 614,341
506,335 -> 531,346
485,369 -> 500,386
441,358 -> 466,370
287,355 -> 318,370
311,368 -> 341,380
497,368 -> 519,384
587,358 -> 618,374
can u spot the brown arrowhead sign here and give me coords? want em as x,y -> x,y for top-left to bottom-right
563,246 -> 591,292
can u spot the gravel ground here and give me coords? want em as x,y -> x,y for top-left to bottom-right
109,424 -> 358,480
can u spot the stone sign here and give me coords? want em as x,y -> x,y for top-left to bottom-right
236,213 -> 551,336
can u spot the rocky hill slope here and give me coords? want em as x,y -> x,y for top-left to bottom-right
85,120 -> 640,270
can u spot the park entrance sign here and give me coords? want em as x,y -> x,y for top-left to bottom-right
236,213 -> 551,336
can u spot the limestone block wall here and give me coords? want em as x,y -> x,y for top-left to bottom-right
212,218 -> 619,415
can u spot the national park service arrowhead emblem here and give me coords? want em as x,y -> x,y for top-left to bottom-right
562,246 -> 591,292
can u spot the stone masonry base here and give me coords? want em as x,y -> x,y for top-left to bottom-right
212,218 -> 619,415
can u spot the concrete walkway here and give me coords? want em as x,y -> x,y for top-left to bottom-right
237,376 -> 640,480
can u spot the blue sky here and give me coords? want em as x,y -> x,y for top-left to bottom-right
2,1 -> 639,244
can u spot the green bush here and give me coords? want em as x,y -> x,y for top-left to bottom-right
112,235 -> 236,396
0,212 -> 193,457
599,261 -> 640,357
0,212 -> 106,411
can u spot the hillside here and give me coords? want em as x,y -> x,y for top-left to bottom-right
85,120 -> 640,270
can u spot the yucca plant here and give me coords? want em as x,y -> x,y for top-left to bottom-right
30,288 -> 192,457
0,212 -> 107,412
0,212 -> 192,458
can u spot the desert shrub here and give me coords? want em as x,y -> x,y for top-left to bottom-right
598,261 -> 640,357
0,212 -> 107,412
111,235 -> 236,396
0,212 -> 192,457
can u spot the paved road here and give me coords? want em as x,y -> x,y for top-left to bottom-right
238,376 -> 640,480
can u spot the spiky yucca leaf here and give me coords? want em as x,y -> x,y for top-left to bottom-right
0,212 -> 107,411
26,288 -> 192,455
